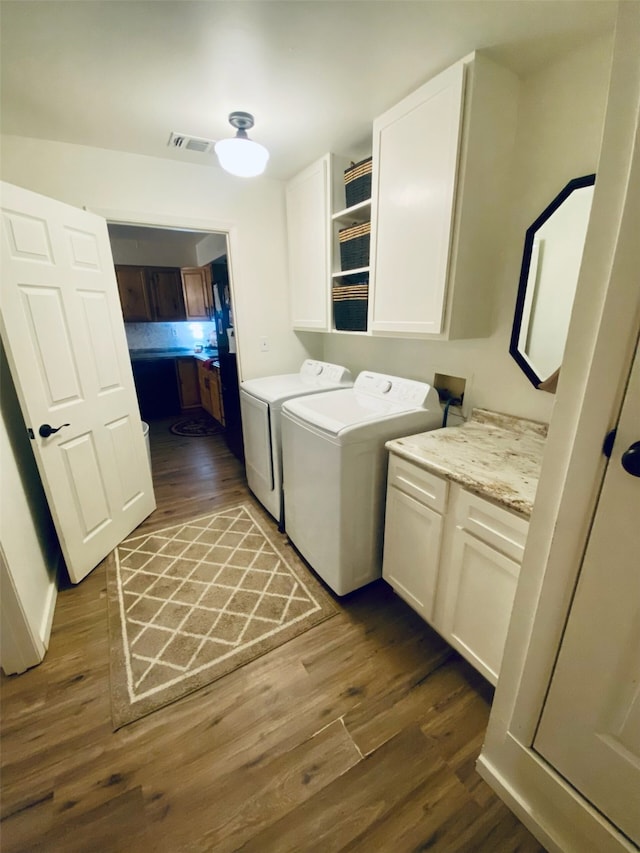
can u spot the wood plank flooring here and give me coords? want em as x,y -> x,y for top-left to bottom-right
0,415 -> 546,852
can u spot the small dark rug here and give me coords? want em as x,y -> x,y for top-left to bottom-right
170,416 -> 221,437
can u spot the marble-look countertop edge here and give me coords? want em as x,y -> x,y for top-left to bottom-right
386,442 -> 534,517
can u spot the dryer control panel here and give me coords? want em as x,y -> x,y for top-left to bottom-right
354,372 -> 439,409
300,360 -> 352,386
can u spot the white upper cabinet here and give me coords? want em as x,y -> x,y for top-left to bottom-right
286,155 -> 331,331
369,53 -> 519,339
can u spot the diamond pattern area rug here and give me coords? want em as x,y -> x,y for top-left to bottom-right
107,503 -> 337,729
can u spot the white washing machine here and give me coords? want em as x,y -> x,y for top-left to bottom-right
240,360 -> 352,524
281,371 -> 442,595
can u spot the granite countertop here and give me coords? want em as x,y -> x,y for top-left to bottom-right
386,408 -> 548,517
129,347 -> 218,364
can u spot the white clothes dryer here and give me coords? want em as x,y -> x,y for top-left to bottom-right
281,371 -> 442,595
240,360 -> 352,524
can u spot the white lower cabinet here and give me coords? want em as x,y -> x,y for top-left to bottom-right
383,486 -> 444,623
382,451 -> 529,685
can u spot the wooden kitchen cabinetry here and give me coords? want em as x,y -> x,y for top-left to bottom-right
382,452 -> 529,685
115,265 -> 151,321
147,267 -> 186,321
115,265 -> 185,321
181,266 -> 213,320
197,360 -> 224,425
370,52 -> 518,339
175,357 -> 200,410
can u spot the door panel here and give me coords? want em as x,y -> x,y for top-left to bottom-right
239,392 -> 274,491
534,338 -> 640,845
1,181 -> 156,583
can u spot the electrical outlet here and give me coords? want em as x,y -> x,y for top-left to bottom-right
259,337 -> 269,352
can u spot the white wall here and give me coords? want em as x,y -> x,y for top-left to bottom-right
0,348 -> 59,671
109,234 -> 199,267
0,138 -> 311,381
324,34 -> 613,424
195,233 -> 228,266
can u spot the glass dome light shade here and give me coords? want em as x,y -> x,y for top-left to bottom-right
214,136 -> 269,177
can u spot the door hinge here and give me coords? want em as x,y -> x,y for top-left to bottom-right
27,428 -> 35,440
602,428 -> 617,458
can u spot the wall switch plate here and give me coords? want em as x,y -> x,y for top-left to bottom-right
259,337 -> 269,352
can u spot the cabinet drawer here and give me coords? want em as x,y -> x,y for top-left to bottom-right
388,453 -> 448,514
454,486 -> 529,563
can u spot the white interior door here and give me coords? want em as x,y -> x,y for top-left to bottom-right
0,182 -> 156,584
534,336 -> 640,845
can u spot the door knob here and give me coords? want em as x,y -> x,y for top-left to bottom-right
621,441 -> 640,477
39,423 -> 70,438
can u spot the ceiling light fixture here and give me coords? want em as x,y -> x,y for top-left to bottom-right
214,111 -> 269,177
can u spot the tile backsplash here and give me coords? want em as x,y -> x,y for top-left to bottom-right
125,321 -> 217,351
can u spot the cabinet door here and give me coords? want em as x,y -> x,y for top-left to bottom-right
197,362 -> 213,417
176,358 -> 200,410
115,265 -> 152,321
286,155 -> 331,331
181,266 -> 212,320
148,268 -> 186,320
209,367 -> 224,425
382,485 -> 443,623
440,529 -> 519,685
370,62 -> 465,337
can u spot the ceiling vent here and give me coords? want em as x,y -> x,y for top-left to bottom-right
167,132 -> 216,154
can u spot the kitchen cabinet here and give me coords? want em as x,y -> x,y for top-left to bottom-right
115,265 -> 185,321
197,360 -> 224,426
175,357 -> 200,410
382,451 -> 529,685
181,265 -> 213,320
115,265 -> 152,321
370,52 -> 518,339
147,268 -> 186,320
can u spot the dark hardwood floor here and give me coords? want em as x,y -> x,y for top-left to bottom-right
0,414 -> 545,852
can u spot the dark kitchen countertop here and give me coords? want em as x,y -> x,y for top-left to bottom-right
129,347 -> 218,362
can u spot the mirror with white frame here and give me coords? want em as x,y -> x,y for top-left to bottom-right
510,174 -> 596,390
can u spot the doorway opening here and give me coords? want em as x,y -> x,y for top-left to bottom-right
106,223 -> 244,462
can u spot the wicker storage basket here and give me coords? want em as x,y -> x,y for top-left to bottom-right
344,157 -> 373,208
339,221 -> 370,270
332,281 -> 368,332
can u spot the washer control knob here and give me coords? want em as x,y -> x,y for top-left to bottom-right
380,380 -> 392,393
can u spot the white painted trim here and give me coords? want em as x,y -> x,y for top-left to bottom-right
480,4 -> 640,849
0,545 -> 45,675
87,206 -> 245,381
477,750 -> 637,853
38,551 -> 61,649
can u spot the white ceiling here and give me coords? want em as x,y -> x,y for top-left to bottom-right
0,0 -> 617,182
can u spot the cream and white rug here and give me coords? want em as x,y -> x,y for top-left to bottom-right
107,503 -> 337,728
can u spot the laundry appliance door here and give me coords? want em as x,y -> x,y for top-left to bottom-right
239,390 -> 278,519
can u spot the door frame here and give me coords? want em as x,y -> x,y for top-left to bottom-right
478,4 -> 640,851
91,208 -> 244,382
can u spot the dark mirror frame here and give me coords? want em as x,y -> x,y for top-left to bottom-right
510,173 -> 596,388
